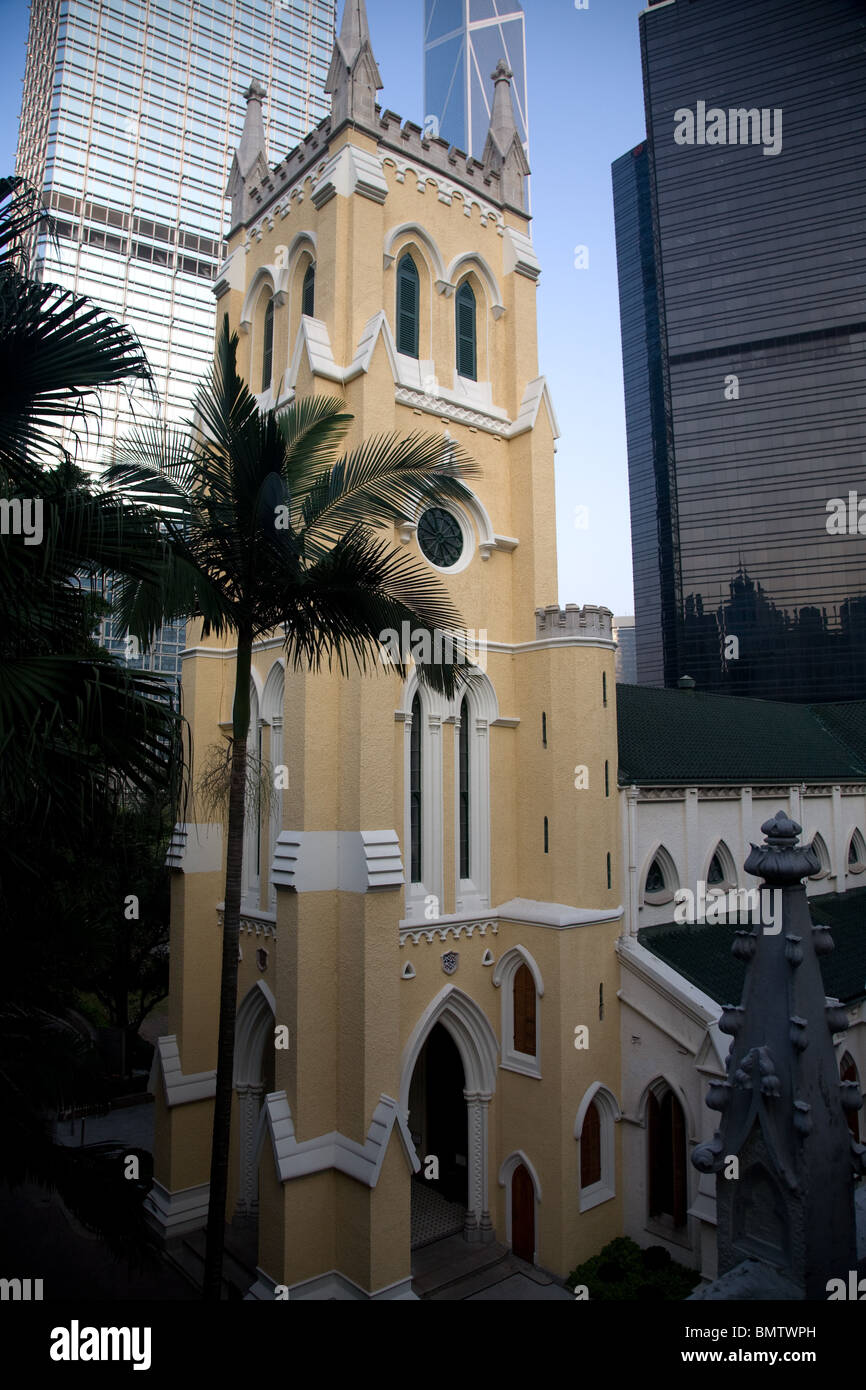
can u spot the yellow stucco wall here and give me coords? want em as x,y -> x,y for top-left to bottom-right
155,102 -> 623,1296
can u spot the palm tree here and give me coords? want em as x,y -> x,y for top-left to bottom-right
0,175 -> 186,1254
107,313 -> 481,1298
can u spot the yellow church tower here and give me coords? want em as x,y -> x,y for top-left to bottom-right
147,0 -> 622,1300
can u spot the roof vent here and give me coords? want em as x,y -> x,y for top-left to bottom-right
677,675 -> 696,691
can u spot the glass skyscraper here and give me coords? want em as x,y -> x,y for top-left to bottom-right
15,0 -> 336,678
613,0 -> 866,703
424,0 -> 527,163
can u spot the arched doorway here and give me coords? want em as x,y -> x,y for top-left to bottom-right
233,982 -> 276,1252
408,1023 -> 468,1246
511,1164 -> 535,1262
400,985 -> 499,1246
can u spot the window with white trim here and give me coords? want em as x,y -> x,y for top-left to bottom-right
493,947 -> 542,1078
576,1086 -> 618,1212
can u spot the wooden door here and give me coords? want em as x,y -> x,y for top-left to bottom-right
512,1163 -> 535,1263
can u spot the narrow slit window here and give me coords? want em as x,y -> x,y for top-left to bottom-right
410,693 -> 422,882
302,261 -> 315,317
459,696 -> 470,879
261,296 -> 274,391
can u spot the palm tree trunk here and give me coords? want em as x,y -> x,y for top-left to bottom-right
203,630 -> 252,1300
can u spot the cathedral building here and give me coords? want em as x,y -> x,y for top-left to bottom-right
146,0 -> 623,1299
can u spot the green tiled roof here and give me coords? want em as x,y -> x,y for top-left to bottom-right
617,684 -> 866,785
638,887 -> 866,1006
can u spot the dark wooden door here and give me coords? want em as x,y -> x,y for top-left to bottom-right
512,1163 -> 535,1263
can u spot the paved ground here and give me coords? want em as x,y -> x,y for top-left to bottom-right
412,1231 -> 574,1300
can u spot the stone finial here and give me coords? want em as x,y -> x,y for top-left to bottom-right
744,811 -> 821,886
325,0 -> 383,130
226,79 -> 270,231
481,58 -> 529,211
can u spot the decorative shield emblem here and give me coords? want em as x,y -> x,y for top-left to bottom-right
442,951 -> 459,975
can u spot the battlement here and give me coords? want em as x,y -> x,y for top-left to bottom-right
535,605 -> 614,641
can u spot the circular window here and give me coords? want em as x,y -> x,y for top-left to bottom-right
417,507 -> 464,568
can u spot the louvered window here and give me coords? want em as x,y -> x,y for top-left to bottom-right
410,693 -> 422,882
459,696 -> 470,879
456,281 -> 476,380
302,262 -> 315,317
397,254 -> 419,358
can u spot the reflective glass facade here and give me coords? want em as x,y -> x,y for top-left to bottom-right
424,0 -> 527,162
614,0 -> 866,702
16,0 -> 335,676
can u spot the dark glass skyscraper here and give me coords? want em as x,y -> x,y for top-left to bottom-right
613,0 -> 866,702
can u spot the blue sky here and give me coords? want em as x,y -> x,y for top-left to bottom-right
0,0 -> 648,615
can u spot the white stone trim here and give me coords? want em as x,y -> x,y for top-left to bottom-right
263,1091 -> 418,1186
502,226 -> 541,281
496,898 -> 624,929
311,143 -> 388,208
165,822 -> 223,873
245,1268 -> 417,1300
574,1083 -> 620,1212
446,252 -> 505,318
270,829 -> 404,893
510,377 -> 560,440
403,685 -> 444,922
383,221 -> 447,282
143,1179 -> 209,1240
493,945 -> 543,1079
152,1036 -> 215,1107
498,1150 -> 541,1263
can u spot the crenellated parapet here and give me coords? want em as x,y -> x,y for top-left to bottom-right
534,604 -> 614,642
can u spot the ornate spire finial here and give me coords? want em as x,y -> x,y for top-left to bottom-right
226,78 -> 269,232
325,0 -> 383,129
481,56 -> 529,211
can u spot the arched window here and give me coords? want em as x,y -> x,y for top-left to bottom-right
575,1085 -> 619,1211
708,853 -> 724,885
302,261 -> 315,317
513,963 -> 536,1057
455,281 -> 477,380
580,1100 -> 601,1188
648,1086 -> 687,1227
410,692 -> 422,883
706,840 -> 736,891
261,296 -> 274,391
847,828 -> 866,874
396,253 -> 419,358
841,1053 -> 861,1142
808,831 -> 831,880
459,696 -> 470,880
643,845 -> 678,905
494,947 -> 543,1078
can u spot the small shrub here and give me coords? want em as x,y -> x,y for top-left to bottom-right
567,1236 -> 699,1301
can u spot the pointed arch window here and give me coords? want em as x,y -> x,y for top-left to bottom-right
459,696 -> 470,879
302,261 -> 315,317
456,281 -> 477,380
580,1100 -> 601,1188
410,692 -> 422,883
513,963 -> 536,1056
847,828 -> 866,874
261,296 -> 274,392
648,1087 -> 687,1228
396,253 -> 419,358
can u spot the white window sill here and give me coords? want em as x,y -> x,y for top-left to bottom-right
500,1052 -> 541,1080
579,1182 -> 615,1214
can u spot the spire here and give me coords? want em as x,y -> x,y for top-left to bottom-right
482,59 -> 530,211
325,0 -> 383,130
226,80 -> 270,232
691,811 -> 865,1299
